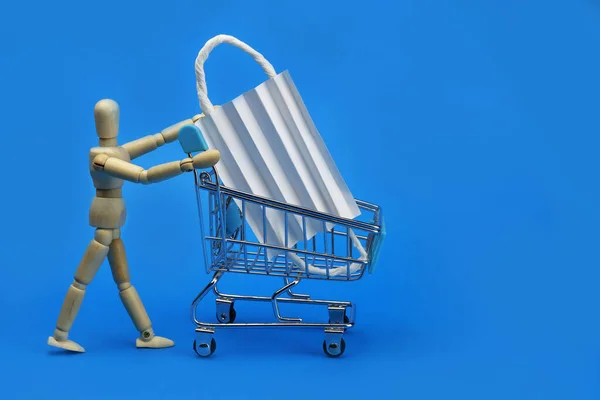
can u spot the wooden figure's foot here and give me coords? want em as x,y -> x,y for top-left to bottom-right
47,336 -> 85,353
136,335 -> 175,349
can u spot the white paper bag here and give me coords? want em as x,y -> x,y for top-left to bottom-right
193,35 -> 361,260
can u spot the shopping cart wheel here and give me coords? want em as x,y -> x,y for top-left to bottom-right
216,307 -> 236,323
193,338 -> 217,357
216,298 -> 236,323
323,338 -> 346,358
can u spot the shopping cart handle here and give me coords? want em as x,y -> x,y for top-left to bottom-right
178,124 -> 209,154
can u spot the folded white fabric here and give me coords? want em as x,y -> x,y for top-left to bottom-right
287,228 -> 368,277
194,35 -> 361,262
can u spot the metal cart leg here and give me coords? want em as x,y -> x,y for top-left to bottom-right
272,278 -> 302,322
191,270 -> 224,327
190,270 -> 224,357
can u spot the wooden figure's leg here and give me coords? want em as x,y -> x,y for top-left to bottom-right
47,229 -> 112,353
107,235 -> 174,349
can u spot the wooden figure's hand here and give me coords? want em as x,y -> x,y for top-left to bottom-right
192,149 -> 220,169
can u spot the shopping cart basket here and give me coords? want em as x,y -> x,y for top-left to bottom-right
180,128 -> 386,358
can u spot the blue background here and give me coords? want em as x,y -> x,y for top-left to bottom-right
0,0 -> 598,398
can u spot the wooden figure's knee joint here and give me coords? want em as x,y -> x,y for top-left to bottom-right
73,230 -> 112,286
94,229 -> 113,246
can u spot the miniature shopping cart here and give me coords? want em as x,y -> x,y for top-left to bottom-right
181,140 -> 386,358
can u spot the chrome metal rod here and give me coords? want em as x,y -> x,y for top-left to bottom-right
191,270 -> 224,325
195,321 -> 353,329
272,278 -> 302,322
284,276 -> 310,299
207,265 -> 365,281
213,285 -> 352,307
203,236 -> 366,264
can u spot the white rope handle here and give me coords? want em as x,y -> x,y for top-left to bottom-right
195,34 -> 277,115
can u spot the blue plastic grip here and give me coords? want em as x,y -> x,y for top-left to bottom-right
178,124 -> 209,154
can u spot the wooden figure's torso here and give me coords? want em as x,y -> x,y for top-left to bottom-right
88,146 -> 130,229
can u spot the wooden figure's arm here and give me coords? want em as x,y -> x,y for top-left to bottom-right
121,114 -> 203,160
92,150 -> 220,185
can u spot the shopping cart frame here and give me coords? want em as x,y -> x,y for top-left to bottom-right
187,163 -> 385,358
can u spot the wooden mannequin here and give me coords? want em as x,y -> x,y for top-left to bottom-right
48,99 -> 220,352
